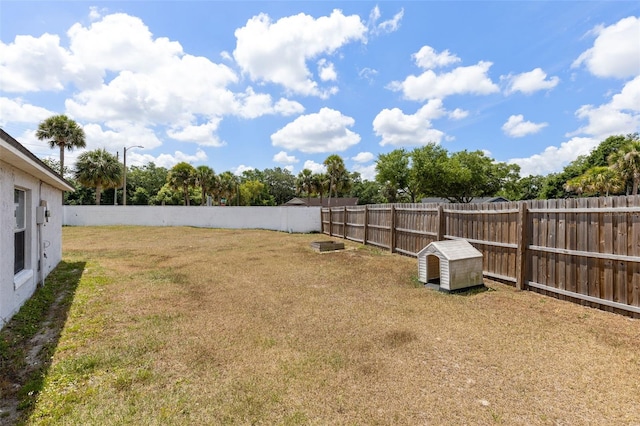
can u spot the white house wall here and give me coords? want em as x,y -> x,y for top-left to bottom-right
0,160 -> 64,327
64,205 -> 322,233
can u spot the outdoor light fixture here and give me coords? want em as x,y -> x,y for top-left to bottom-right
123,145 -> 143,206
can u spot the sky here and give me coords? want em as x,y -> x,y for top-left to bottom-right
1,1 -> 639,180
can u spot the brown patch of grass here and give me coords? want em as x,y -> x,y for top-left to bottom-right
23,226 -> 640,425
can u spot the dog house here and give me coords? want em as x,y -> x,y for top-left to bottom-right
417,240 -> 483,292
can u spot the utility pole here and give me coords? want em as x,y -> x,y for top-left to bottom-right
114,151 -> 119,205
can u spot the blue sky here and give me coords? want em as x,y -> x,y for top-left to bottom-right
1,1 -> 639,180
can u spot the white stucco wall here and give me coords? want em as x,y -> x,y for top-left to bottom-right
63,205 -> 322,233
0,160 -> 64,327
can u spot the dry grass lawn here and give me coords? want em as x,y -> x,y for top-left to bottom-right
25,226 -> 640,424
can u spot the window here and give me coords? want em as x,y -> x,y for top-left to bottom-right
14,189 -> 26,274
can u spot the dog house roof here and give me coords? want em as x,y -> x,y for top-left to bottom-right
417,239 -> 482,261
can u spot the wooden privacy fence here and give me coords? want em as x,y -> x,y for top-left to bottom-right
321,196 -> 640,317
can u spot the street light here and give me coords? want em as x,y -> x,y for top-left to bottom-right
123,145 -> 143,206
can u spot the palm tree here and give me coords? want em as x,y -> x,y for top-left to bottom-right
585,166 -> 624,196
323,154 -> 347,206
609,141 -> 640,195
218,171 -> 239,206
195,165 -> 218,206
296,169 -> 314,204
74,148 -> 123,205
168,162 -> 196,206
313,173 -> 329,204
36,115 -> 86,176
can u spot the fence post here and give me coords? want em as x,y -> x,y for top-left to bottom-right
363,205 -> 369,245
343,206 -> 347,239
390,204 -> 396,253
437,205 -> 445,241
516,202 -> 528,290
328,208 -> 333,237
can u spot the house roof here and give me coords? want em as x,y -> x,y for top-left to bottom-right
420,196 -> 510,204
418,239 -> 482,261
283,197 -> 359,207
0,128 -> 74,191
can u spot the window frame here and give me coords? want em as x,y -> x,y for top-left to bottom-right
13,187 -> 32,289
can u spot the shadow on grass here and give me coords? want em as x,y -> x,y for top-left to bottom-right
0,260 -> 86,425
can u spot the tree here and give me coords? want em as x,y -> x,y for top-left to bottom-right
375,149 -> 409,203
239,180 -> 273,205
410,143 -> 450,200
126,162 -> 169,205
168,162 -> 196,206
195,165 -> 218,206
500,175 -> 546,200
323,155 -> 348,205
262,167 -> 295,205
313,173 -> 329,202
218,171 -> 239,206
585,134 -> 638,169
153,183 -> 184,205
296,169 -> 315,203
36,115 -> 86,175
349,173 -> 385,205
74,148 -> 123,205
609,140 -> 640,195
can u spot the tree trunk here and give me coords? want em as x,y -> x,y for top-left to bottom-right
95,184 -> 102,205
59,144 -> 65,176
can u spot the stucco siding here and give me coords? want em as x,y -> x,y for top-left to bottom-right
0,159 -> 64,327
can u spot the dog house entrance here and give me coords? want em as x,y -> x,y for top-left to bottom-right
426,254 -> 441,285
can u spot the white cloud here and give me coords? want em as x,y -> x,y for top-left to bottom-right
166,120 -> 225,147
0,97 -> 53,125
235,87 -> 305,119
503,68 -> 560,95
568,76 -> 640,139
271,107 -> 361,153
571,103 -> 639,138
510,137 -> 598,176
373,99 -> 447,147
509,75 -> 640,176
284,165 -> 294,173
389,60 -> 499,101
572,16 -> 640,79
502,114 -> 548,138
0,33 -> 73,92
413,46 -> 460,69
233,10 -> 367,97
449,108 -> 469,120
272,151 -> 299,164
88,7 -> 102,21
67,13 -> 184,81
358,67 -> 378,83
352,151 -> 374,163
132,149 -> 208,169
317,59 -> 337,82
370,7 -> 404,34
234,164 -> 254,176
274,98 -> 306,116
302,160 -> 326,174
352,163 -> 377,181
1,12 -> 304,152
83,122 -> 163,151
610,75 -> 640,112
